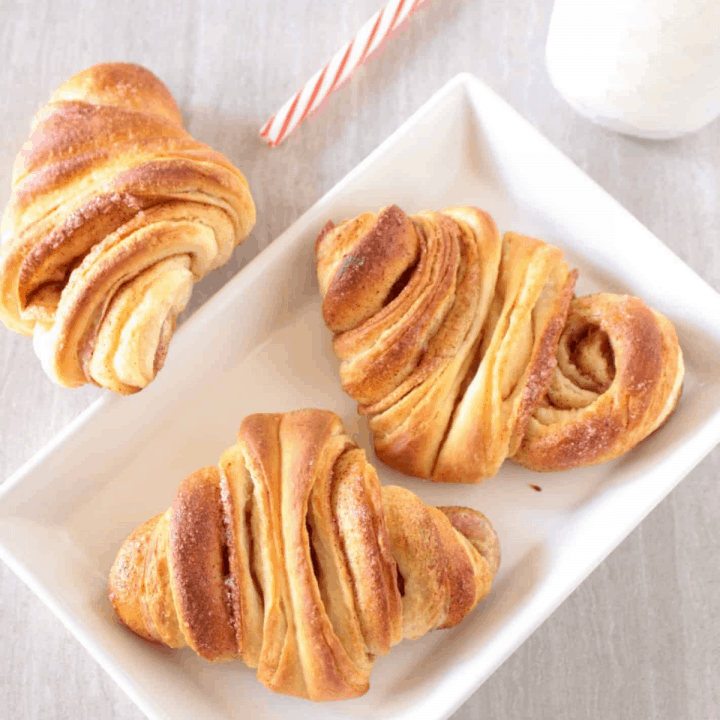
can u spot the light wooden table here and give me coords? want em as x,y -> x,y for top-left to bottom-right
1,1 -> 718,718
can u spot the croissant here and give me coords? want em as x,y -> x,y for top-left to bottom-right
513,293 -> 684,470
108,410 -> 500,701
315,205 -> 577,483
0,63 -> 255,393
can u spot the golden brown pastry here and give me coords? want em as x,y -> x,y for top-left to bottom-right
0,62 -> 255,393
108,409 -> 499,702
315,205 -> 576,483
513,294 -> 684,471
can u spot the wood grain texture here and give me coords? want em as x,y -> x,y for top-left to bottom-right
0,0 -> 718,718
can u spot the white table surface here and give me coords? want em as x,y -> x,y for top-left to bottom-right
1,1 -> 718,718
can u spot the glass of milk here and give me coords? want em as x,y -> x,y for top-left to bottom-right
546,0 -> 720,138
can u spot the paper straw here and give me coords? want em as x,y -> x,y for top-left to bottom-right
260,0 -> 427,147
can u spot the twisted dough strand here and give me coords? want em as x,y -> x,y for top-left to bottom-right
316,205 -> 576,483
108,410 -> 499,701
0,63 -> 255,393
514,294 -> 684,470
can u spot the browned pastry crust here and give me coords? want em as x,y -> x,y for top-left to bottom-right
108,409 -> 500,702
0,62 -> 255,393
513,294 -> 684,471
315,205 -> 576,483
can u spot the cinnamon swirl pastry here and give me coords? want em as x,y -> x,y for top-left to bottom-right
108,410 -> 499,701
0,62 -> 255,393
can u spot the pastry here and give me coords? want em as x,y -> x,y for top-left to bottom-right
315,205 -> 576,483
108,409 -> 500,701
0,62 -> 256,393
513,293 -> 684,470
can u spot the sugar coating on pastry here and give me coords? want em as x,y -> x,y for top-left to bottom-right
0,62 -> 256,394
108,409 -> 500,701
316,205 -> 576,483
316,205 -> 684,482
513,294 -> 684,471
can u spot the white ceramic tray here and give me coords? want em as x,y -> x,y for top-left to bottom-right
1,73 -> 720,720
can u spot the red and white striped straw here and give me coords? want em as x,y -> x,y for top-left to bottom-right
260,0 -> 427,147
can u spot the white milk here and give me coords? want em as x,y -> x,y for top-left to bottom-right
546,0 -> 720,138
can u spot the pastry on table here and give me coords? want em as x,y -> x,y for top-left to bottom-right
316,204 -> 576,483
315,205 -> 684,482
108,409 -> 500,702
513,293 -> 684,471
0,62 -> 256,394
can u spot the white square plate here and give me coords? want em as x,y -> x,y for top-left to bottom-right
2,73 -> 720,720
